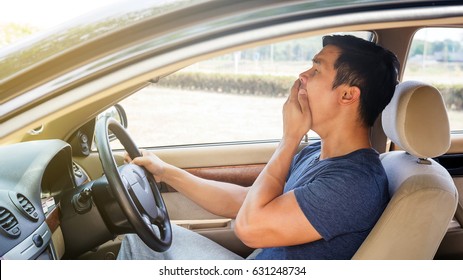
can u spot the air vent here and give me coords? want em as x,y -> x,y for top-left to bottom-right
0,207 -> 21,238
16,193 -> 39,221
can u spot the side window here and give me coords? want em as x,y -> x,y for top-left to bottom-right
403,28 -> 463,132
118,32 -> 374,148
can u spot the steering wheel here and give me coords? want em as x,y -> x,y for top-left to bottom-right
95,116 -> 172,252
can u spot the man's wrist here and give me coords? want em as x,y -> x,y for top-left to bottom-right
282,134 -> 304,144
280,136 -> 304,153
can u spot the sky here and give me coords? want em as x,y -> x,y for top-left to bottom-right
0,0 -> 126,29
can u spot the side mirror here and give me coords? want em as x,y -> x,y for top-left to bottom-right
97,104 -> 128,141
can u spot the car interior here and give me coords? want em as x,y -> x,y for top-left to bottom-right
1,2 -> 463,260
73,27 -> 463,260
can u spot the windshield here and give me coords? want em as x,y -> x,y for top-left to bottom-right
0,0 -> 204,80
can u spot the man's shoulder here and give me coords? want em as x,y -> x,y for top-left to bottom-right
327,147 -> 381,169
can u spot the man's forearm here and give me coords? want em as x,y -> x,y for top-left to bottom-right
161,164 -> 249,218
236,137 -> 301,225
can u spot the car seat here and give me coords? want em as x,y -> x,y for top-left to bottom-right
353,81 -> 458,259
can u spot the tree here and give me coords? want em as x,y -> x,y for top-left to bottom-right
410,39 -> 425,56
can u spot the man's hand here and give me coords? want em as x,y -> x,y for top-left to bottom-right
125,150 -> 168,182
282,79 -> 312,141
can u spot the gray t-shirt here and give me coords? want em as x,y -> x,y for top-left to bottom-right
255,141 -> 389,259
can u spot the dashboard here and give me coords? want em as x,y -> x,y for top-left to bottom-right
0,140 -> 84,259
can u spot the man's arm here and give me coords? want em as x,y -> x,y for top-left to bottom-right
130,151 -> 249,218
234,80 -> 322,248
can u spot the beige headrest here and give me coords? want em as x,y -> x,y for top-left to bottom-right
382,81 -> 450,159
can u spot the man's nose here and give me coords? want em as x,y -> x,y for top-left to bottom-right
299,72 -> 308,85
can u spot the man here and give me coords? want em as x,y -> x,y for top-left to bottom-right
117,35 -> 399,260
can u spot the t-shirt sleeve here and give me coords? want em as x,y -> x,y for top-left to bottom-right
293,163 -> 382,241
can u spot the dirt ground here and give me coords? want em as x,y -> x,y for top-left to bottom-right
118,87 -> 288,148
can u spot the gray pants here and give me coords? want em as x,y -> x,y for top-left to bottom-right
117,224 -> 258,260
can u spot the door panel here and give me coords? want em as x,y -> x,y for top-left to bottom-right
152,142 -> 279,169
186,164 -> 265,188
436,136 -> 463,226
435,135 -> 463,259
138,142 -> 292,257
149,142 -> 278,257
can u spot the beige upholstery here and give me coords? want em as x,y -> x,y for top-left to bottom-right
353,81 -> 458,260
382,80 -> 451,158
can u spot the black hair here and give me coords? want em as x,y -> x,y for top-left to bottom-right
322,35 -> 399,127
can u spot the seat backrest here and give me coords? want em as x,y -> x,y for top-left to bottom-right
353,81 -> 458,260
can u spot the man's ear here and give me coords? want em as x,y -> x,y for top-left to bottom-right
340,86 -> 360,105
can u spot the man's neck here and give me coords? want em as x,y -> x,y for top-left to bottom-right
318,126 -> 371,160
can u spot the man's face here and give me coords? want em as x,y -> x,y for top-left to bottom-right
298,45 -> 342,134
